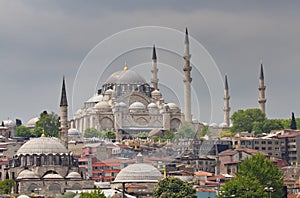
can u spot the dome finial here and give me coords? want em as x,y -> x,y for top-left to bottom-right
41,128 -> 46,137
124,61 -> 128,71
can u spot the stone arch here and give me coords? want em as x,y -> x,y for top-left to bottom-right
170,118 -> 181,131
71,183 -> 82,190
27,183 -> 38,193
49,183 -> 61,194
135,117 -> 148,126
42,170 -> 59,178
99,117 -> 113,130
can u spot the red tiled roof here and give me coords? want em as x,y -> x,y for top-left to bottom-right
194,171 -> 213,177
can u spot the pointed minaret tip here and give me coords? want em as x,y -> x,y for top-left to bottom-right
259,62 -> 264,80
60,76 -> 68,107
225,74 -> 229,90
185,27 -> 189,44
152,44 -> 157,60
124,61 -> 128,71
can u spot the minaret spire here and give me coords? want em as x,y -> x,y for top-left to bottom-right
60,76 -> 68,149
223,75 -> 230,126
183,27 -> 192,123
258,61 -> 267,114
151,45 -> 159,90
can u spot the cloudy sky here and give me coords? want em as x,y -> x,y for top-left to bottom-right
1,1 -> 300,125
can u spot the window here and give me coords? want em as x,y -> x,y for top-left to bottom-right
262,147 -> 266,150
261,141 -> 266,144
268,147 -> 272,150
268,141 -> 272,144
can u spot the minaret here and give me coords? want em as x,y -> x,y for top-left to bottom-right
223,75 -> 231,126
258,61 -> 267,114
151,45 -> 159,90
60,76 -> 69,149
183,28 -> 192,123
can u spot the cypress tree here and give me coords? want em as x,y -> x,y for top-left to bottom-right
290,112 -> 297,130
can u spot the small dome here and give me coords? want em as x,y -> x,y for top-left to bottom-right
68,128 -> 81,136
2,120 -> 16,127
86,94 -> 103,103
192,119 -> 198,123
202,122 -> 208,126
75,109 -> 82,115
167,103 -> 179,110
114,163 -> 163,182
219,123 -> 229,128
16,137 -> 68,155
66,172 -> 82,179
17,170 -> 39,179
151,90 -> 161,96
105,89 -> 113,95
94,101 -> 111,111
147,103 -> 158,109
129,102 -> 145,110
43,173 -> 63,179
115,102 -> 127,108
26,117 -> 39,127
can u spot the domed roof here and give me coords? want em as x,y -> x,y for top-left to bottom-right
3,120 -> 16,127
151,90 -> 161,96
129,102 -> 145,110
26,117 -> 39,127
68,128 -> 81,136
219,123 -> 229,128
17,170 -> 39,179
105,69 -> 146,85
16,137 -> 68,155
43,173 -> 63,179
86,94 -> 103,103
209,123 -> 218,127
114,163 -> 163,183
66,172 -> 82,179
167,103 -> 179,109
75,109 -> 82,115
94,101 -> 111,110
105,89 -> 113,94
147,103 -> 158,109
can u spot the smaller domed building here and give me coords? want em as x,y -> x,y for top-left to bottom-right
4,134 -> 93,195
111,154 -> 163,197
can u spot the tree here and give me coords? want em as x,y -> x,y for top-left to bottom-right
290,112 -> 297,130
0,179 -> 15,194
34,111 -> 59,137
176,121 -> 196,139
219,153 -> 284,198
154,176 -> 196,198
84,128 -> 101,138
252,119 -> 284,135
200,126 -> 210,137
137,132 -> 148,139
101,130 -> 116,139
231,108 -> 266,133
16,126 -> 32,138
219,130 -> 234,138
80,188 -> 105,198
163,130 -> 175,139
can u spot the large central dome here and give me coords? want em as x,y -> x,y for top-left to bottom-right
16,137 -> 68,155
105,69 -> 146,85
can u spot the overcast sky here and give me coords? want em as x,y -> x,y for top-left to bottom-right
1,1 -> 300,125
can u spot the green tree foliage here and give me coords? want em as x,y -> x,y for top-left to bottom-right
16,126 -> 32,138
34,111 -> 59,137
84,128 -> 101,138
200,126 -> 210,137
0,179 -> 15,194
137,132 -> 148,139
231,109 -> 266,133
290,112 -> 297,130
80,188 -> 105,198
219,153 -> 284,198
101,130 -> 116,139
154,176 -> 196,198
252,119 -> 284,135
219,130 -> 234,138
176,121 -> 196,139
56,192 -> 76,198
163,130 -> 175,139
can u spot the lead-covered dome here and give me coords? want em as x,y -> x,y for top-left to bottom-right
114,163 -> 163,182
16,137 -> 68,155
129,102 -> 145,110
105,70 -> 146,85
17,170 -> 39,179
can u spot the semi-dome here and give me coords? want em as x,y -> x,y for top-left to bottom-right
3,120 -> 16,127
167,103 -> 179,110
219,123 -> 229,128
114,163 -> 163,183
17,170 -> 39,179
16,137 -> 68,155
94,101 -> 111,110
66,172 -> 82,179
105,69 -> 146,85
68,128 -> 81,136
43,173 -> 64,179
209,123 -> 218,127
129,102 -> 145,110
105,89 -> 113,94
147,103 -> 158,109
26,117 -> 39,127
86,94 -> 103,103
